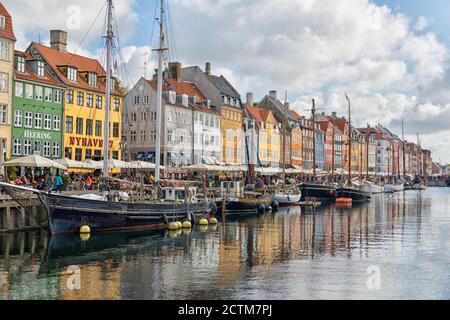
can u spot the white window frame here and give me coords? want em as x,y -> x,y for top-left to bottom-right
14,110 -> 22,127
35,86 -> 43,100
0,104 -> 7,124
54,89 -> 62,103
44,88 -> 52,102
24,112 -> 33,128
0,40 -> 9,61
44,114 -> 52,130
25,84 -> 33,99
53,142 -> 60,157
13,138 -> 21,156
15,82 -> 23,97
35,113 -> 42,129
24,140 -> 32,155
43,141 -> 50,157
67,67 -> 78,82
53,115 -> 61,131
0,15 -> 5,29
16,56 -> 25,73
37,61 -> 45,77
0,72 -> 8,92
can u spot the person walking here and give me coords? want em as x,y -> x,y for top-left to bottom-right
55,173 -> 63,194
47,174 -> 54,193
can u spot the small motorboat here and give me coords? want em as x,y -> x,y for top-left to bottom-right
336,187 -> 371,202
273,190 -> 302,206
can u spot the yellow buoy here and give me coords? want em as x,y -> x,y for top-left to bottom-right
176,221 -> 183,229
79,233 -> 91,241
168,222 -> 179,230
199,225 -> 209,232
209,217 -> 218,225
199,218 -> 209,226
182,221 -> 192,229
79,225 -> 91,234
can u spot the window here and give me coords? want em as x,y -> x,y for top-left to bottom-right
34,141 -> 41,154
66,90 -> 74,104
37,61 -> 45,77
88,73 -> 97,86
168,130 -> 172,142
65,147 -> 72,159
53,142 -> 60,158
65,116 -> 73,133
44,88 -> 52,102
113,122 -> 119,138
14,110 -> 22,127
35,86 -> 43,100
13,139 -> 21,156
151,130 -> 156,142
15,82 -> 23,97
25,84 -> 33,99
44,114 -> 51,130
113,98 -> 120,111
86,94 -> 93,107
130,131 -> 137,143
112,151 -> 119,160
24,112 -> 32,128
0,40 -> 9,61
134,96 -> 140,104
85,149 -> 92,160
77,92 -> 84,106
86,119 -> 93,135
76,118 -> 83,134
43,141 -> 50,157
0,72 -> 8,92
67,67 -> 77,82
0,15 -> 5,29
96,96 -> 102,109
54,90 -> 62,103
53,115 -> 61,131
0,105 -> 7,124
75,148 -> 82,161
95,120 -> 102,137
16,56 -> 25,73
140,130 -> 146,142
34,113 -> 42,128
24,140 -> 31,155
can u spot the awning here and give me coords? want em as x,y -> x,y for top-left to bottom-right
146,152 -> 155,161
135,152 -> 146,161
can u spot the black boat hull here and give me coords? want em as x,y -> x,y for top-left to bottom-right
39,193 -> 212,234
336,188 -> 371,202
215,196 -> 273,216
300,183 -> 337,201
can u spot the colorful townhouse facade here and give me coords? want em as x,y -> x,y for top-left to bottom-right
182,63 -> 243,166
28,31 -> 123,163
0,3 -> 16,166
12,50 -> 64,159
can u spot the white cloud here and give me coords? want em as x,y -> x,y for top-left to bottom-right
414,16 -> 429,32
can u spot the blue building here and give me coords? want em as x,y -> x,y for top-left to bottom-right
315,128 -> 325,171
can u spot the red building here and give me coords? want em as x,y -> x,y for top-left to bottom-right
318,120 -> 333,172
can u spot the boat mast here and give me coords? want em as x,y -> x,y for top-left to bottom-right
103,0 -> 114,179
345,94 -> 352,187
402,121 -> 406,180
312,99 -> 316,180
366,123 -> 369,180
154,0 -> 167,183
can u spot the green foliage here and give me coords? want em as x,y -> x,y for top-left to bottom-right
7,167 -> 17,181
62,174 -> 70,187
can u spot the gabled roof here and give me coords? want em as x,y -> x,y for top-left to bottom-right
0,3 -> 16,41
146,78 -> 207,101
14,50 -> 64,88
259,95 -> 299,122
207,74 -> 241,100
30,42 -> 121,95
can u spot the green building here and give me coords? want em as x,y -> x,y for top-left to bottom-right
12,50 -> 65,159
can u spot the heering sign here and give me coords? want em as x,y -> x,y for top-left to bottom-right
24,130 -> 52,140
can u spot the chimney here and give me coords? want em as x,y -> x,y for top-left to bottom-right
205,62 -> 212,75
168,62 -> 182,82
246,92 -> 254,106
50,30 -> 68,52
269,90 -> 277,100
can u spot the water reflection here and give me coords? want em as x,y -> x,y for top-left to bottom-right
0,189 -> 449,300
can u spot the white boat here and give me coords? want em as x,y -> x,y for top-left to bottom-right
383,184 -> 395,193
363,181 -> 384,194
273,191 -> 302,206
393,184 -> 404,192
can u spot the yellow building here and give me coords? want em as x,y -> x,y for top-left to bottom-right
245,104 -> 281,167
30,31 -> 122,164
0,4 -> 16,164
221,106 -> 243,165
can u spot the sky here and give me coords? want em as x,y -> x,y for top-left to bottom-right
3,0 -> 450,164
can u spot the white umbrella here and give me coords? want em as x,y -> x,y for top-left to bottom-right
187,163 -> 213,171
54,158 -> 94,169
107,159 -> 130,169
4,154 -> 67,170
129,161 -> 165,170
83,159 -> 103,169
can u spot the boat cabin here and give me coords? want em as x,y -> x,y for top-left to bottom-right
220,181 -> 244,198
162,187 -> 198,203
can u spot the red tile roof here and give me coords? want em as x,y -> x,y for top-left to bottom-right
0,3 -> 16,41
30,42 -> 121,95
14,50 -> 63,87
146,78 -> 207,101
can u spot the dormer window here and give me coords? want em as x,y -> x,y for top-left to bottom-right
88,73 -> 97,87
16,56 -> 25,73
37,61 -> 45,77
67,67 -> 77,82
0,16 -> 5,29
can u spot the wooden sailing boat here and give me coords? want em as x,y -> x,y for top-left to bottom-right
0,0 -> 213,234
336,94 -> 371,202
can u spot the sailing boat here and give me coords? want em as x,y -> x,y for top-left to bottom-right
300,99 -> 337,202
336,94 -> 371,202
0,0 -> 213,234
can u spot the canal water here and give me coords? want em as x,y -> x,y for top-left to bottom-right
0,188 -> 449,300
